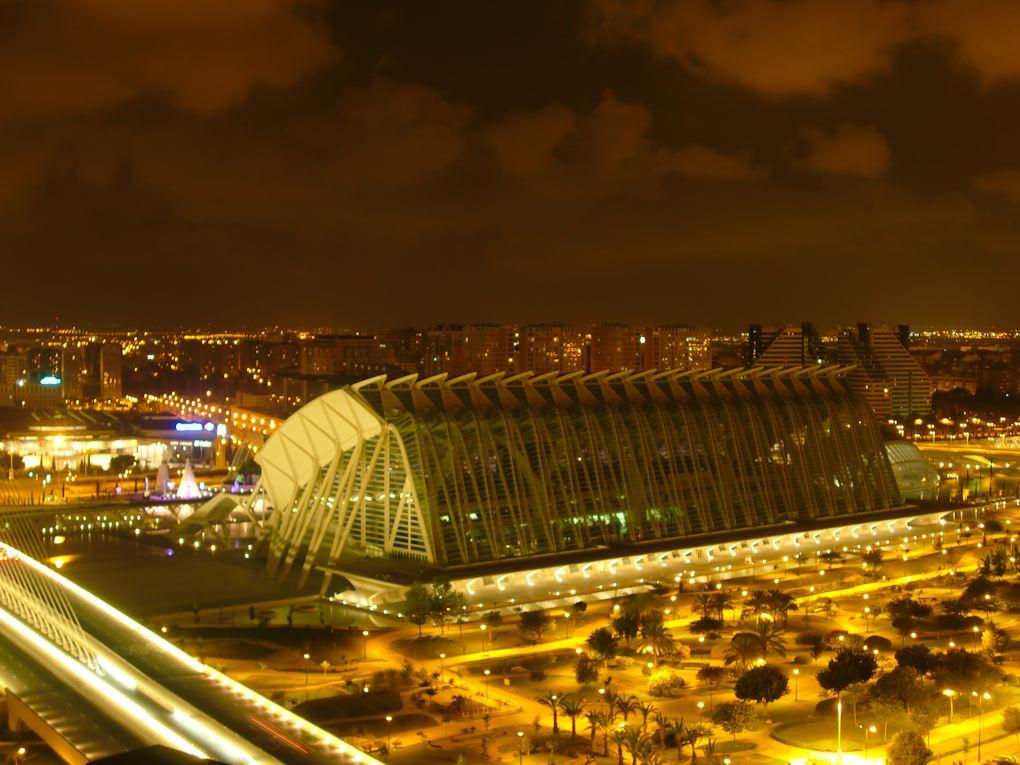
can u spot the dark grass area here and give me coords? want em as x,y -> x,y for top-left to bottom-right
170,625 -> 368,658
293,690 -> 402,723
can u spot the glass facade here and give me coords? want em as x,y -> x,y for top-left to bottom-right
350,368 -> 902,566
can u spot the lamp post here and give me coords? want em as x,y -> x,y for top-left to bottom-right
483,669 -> 491,703
836,697 -> 843,754
302,652 -> 310,700
697,701 -> 704,720
362,629 -> 369,659
385,715 -> 394,751
792,668 -> 799,701
974,691 -> 991,761
440,652 -> 446,683
516,730 -> 525,765
863,606 -> 871,631
480,622 -> 488,652
863,724 -> 876,764
943,689 -> 955,722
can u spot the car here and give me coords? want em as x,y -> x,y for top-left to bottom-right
982,757 -> 1017,765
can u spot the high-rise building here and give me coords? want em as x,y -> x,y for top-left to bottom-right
589,324 -> 644,371
519,325 -> 588,373
100,343 -> 123,400
748,323 -> 825,366
645,325 -> 712,370
836,323 -> 931,419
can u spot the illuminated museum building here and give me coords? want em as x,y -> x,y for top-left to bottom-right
254,365 -> 915,585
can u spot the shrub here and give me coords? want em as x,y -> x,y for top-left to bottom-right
648,667 -> 688,697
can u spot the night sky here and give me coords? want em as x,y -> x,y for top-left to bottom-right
3,1 -> 1020,329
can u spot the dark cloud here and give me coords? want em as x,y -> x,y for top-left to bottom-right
0,0 -> 1019,329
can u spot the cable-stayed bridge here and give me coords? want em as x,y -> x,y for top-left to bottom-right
0,520 -> 381,764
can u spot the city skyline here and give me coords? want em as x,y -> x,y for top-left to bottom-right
4,2 -> 1020,327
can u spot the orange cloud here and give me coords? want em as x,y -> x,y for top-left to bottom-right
0,0 -> 334,119
591,0 -> 911,96
794,124 -> 891,178
480,104 -> 577,177
658,145 -> 760,180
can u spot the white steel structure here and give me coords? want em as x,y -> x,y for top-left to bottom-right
256,386 -> 432,585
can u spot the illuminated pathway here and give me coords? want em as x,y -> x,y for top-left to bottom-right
0,541 -> 382,765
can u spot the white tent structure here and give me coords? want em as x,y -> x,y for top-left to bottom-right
176,459 -> 200,501
250,385 -> 432,586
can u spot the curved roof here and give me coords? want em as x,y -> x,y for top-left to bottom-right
255,388 -> 384,510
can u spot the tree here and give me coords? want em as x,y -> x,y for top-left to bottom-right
981,548 -> 1009,577
871,666 -> 928,713
571,601 -> 588,618
894,644 -> 938,675
696,665 -> 729,709
734,665 -> 789,708
612,608 -> 642,648
538,690 -> 562,734
587,627 -> 619,666
869,696 -> 908,741
404,582 -> 432,638
1001,706 -> 1020,748
816,649 -> 878,694
680,723 -> 713,765
755,620 -> 787,657
428,581 -> 466,634
711,701 -> 758,741
576,655 -> 600,685
585,710 -> 607,751
709,591 -> 734,623
616,695 -> 639,722
841,682 -> 869,726
519,610 -> 551,644
108,454 -> 136,473
933,647 -> 1001,693
723,632 -> 761,670
887,730 -> 932,765
482,610 -> 503,629
689,616 -> 723,635
885,596 -> 932,636
765,590 -> 798,626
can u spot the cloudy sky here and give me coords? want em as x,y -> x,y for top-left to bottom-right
3,0 -> 1020,329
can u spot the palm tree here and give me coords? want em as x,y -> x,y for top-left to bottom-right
538,690 -> 562,734
610,727 -> 629,765
709,591 -> 734,623
621,726 -> 641,765
636,701 -> 656,732
650,708 -> 670,747
560,695 -> 587,739
617,695 -> 639,723
723,632 -> 761,669
683,723 -> 713,765
692,594 -> 714,619
755,620 -> 787,657
585,710 -> 605,750
641,620 -> 677,664
741,590 -> 771,623
670,717 -> 689,762
765,589 -> 798,626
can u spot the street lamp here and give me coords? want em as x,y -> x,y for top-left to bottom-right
480,622 -> 488,652
973,691 -> 991,761
516,730 -> 525,765
863,605 -> 871,630
943,689 -> 955,722
863,724 -> 876,763
483,669 -> 491,703
303,652 -> 310,700
362,629 -> 369,659
440,652 -> 446,682
792,668 -> 799,701
385,715 -> 394,751
697,701 -> 704,720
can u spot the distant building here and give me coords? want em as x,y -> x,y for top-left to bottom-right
748,323 -> 825,366
519,324 -> 589,373
931,375 -> 978,395
836,324 -> 931,419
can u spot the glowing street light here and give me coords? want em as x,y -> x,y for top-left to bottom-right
973,691 -> 991,761
480,622 -> 488,652
792,668 -> 800,701
943,689 -> 955,722
863,724 -> 877,763
362,629 -> 370,659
